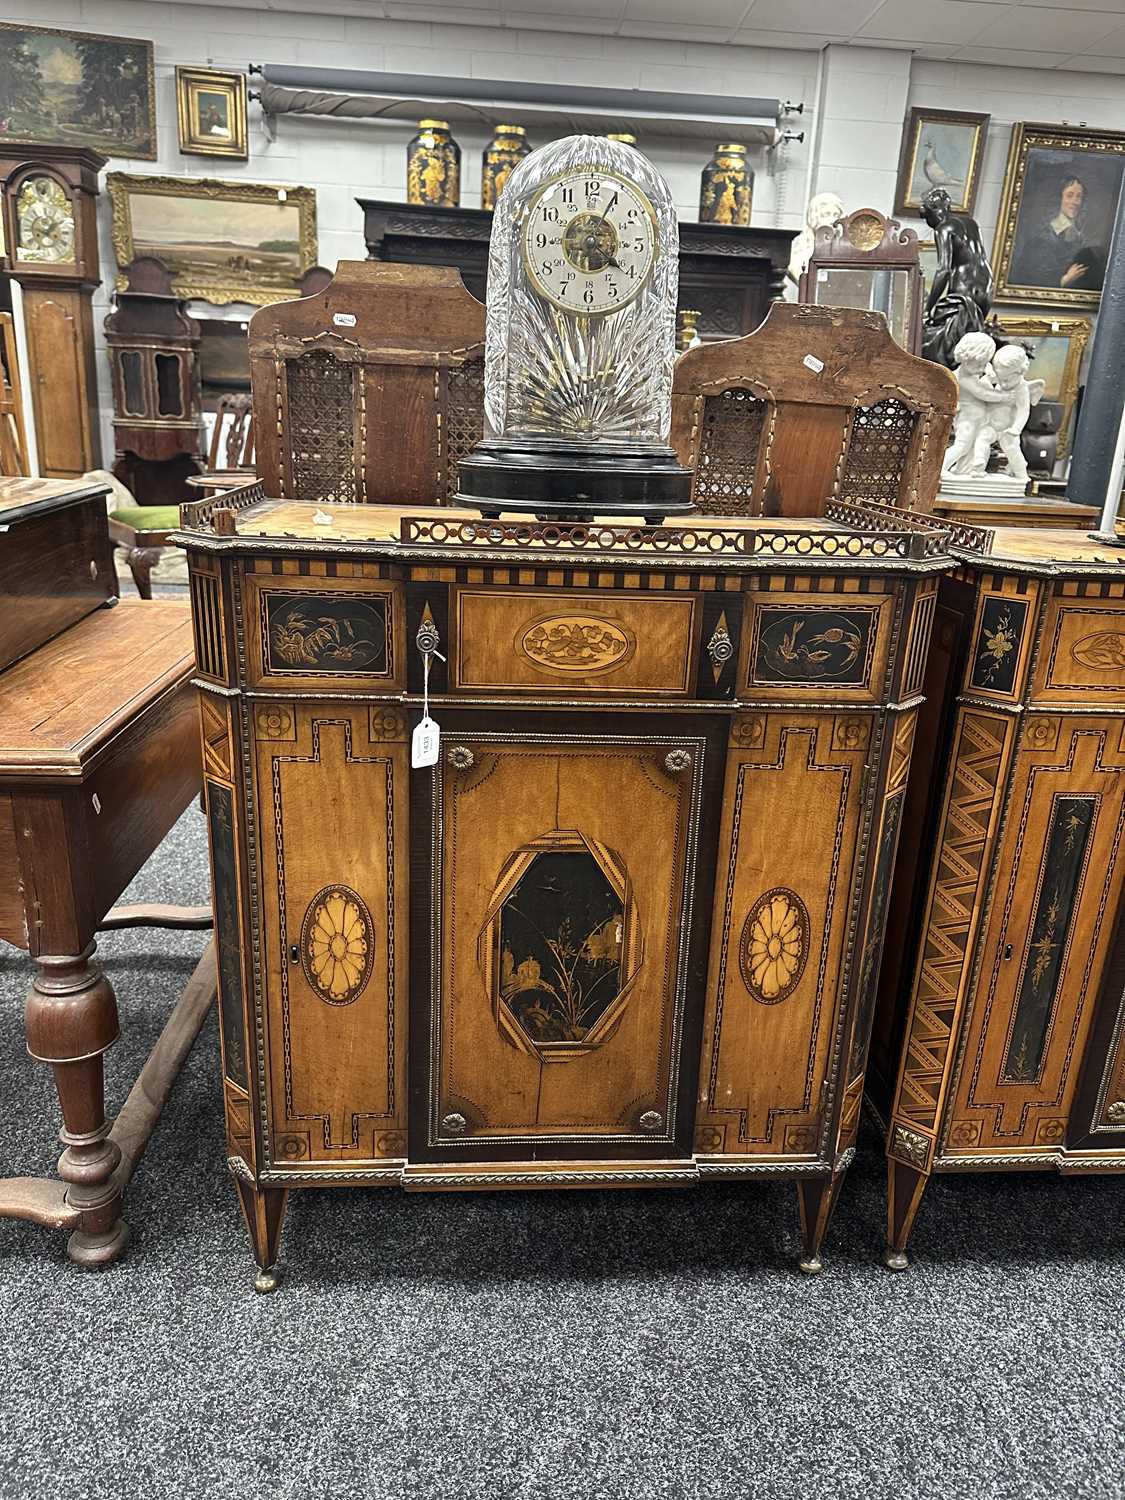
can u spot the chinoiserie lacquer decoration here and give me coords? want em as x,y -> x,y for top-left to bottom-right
477,827 -> 644,1063
457,133 -> 693,522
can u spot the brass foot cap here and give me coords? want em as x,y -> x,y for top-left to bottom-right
66,1221 -> 130,1267
883,1248 -> 910,1271
254,1267 -> 281,1294
798,1253 -> 823,1275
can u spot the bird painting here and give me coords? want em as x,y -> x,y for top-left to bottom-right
921,138 -> 963,192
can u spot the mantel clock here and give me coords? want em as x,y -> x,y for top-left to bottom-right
456,135 -> 693,523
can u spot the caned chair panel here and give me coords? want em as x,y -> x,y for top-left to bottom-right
672,302 -> 955,518
248,261 -> 485,506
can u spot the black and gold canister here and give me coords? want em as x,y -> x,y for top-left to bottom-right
407,119 -> 461,207
481,124 -> 531,211
699,142 -> 753,226
606,132 -> 638,148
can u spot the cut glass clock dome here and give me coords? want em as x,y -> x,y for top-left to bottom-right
456,134 -> 693,523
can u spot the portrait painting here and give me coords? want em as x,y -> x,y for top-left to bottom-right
894,108 -> 989,217
0,23 -> 155,159
994,123 -> 1125,308
176,67 -> 248,159
108,173 -> 317,305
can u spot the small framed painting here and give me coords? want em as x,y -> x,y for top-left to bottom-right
894,107 -> 990,217
993,122 -> 1125,308
176,67 -> 248,160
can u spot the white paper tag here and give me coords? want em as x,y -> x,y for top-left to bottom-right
91,793 -> 101,814
817,269 -> 828,282
312,509 -> 334,526
412,715 -> 440,768
333,312 -> 357,327
803,353 -> 825,374
1050,320 -> 1060,332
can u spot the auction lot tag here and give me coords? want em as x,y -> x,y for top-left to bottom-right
412,715 -> 440,768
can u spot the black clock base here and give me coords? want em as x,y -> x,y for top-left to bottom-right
456,440 -> 694,524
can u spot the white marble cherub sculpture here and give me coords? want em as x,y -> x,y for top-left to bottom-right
787,190 -> 845,285
943,333 -> 1044,482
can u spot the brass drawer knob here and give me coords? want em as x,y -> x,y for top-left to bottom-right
664,749 -> 692,775
1108,1100 -> 1125,1124
639,1110 -> 664,1133
446,745 -> 475,771
442,1112 -> 467,1135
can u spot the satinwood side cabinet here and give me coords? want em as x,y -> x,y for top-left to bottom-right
178,485 -> 948,1290
870,515 -> 1125,1265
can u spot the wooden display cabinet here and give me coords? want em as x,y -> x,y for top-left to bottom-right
177,485 -> 949,1290
869,511 -> 1125,1265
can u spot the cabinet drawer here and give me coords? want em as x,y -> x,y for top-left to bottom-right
243,574 -> 405,692
451,588 -> 700,696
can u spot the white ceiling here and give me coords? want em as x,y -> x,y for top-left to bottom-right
173,0 -> 1125,74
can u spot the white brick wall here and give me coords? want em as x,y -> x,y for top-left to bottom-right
7,1 -> 1125,470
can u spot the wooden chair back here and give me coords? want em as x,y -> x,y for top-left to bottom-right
671,302 -> 956,518
0,313 -> 29,476
207,392 -> 255,473
247,260 -> 485,506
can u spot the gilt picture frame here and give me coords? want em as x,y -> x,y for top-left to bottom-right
176,66 -> 248,160
0,23 -> 155,160
990,312 -> 1091,459
894,106 -> 989,217
107,173 -> 317,306
993,122 -> 1125,309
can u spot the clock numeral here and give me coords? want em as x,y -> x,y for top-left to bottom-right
540,205 -> 560,223
583,287 -> 596,305
534,233 -> 549,249
561,187 -> 574,204
607,280 -> 619,300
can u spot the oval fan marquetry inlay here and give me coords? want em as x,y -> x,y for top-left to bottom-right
1071,631 -> 1125,671
300,884 -> 374,1006
739,887 -> 810,1005
519,614 -> 635,675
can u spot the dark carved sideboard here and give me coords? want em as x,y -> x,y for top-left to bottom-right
358,198 -> 796,340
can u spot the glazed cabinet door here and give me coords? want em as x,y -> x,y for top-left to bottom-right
945,715 -> 1125,1156
416,712 -> 723,1161
252,701 -> 410,1171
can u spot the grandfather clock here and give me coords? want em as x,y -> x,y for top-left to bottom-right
0,145 -> 106,477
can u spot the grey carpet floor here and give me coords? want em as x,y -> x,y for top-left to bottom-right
1,805 -> 1122,1500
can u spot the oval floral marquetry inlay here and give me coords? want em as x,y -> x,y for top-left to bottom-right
739,887 -> 810,1004
1071,631 -> 1125,671
519,614 -> 636,676
300,884 -> 374,1006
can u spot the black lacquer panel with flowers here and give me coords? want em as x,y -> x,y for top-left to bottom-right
499,851 -> 624,1047
970,596 -> 1027,693
263,590 -> 389,676
1003,793 -> 1097,1082
207,780 -> 247,1088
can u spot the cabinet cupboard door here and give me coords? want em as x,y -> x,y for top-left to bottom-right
420,716 -> 719,1159
253,703 -> 409,1168
24,290 -> 95,477
946,716 -> 1125,1155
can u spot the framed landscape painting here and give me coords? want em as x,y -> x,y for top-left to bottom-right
0,24 -> 155,160
990,313 -> 1091,459
894,107 -> 989,217
994,122 -> 1125,308
108,174 -> 318,306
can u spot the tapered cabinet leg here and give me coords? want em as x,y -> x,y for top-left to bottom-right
24,945 -> 128,1265
126,546 -> 162,600
885,1158 -> 930,1271
233,1178 -> 289,1293
795,1173 -> 844,1275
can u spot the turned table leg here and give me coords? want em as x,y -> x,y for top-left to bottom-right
24,945 -> 129,1266
126,546 -> 163,600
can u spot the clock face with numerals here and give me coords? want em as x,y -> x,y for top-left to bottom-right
521,170 -> 657,316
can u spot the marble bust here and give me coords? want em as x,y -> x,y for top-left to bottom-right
787,190 -> 845,285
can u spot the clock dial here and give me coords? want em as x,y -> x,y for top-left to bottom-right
522,171 -> 656,316
16,176 -> 75,266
